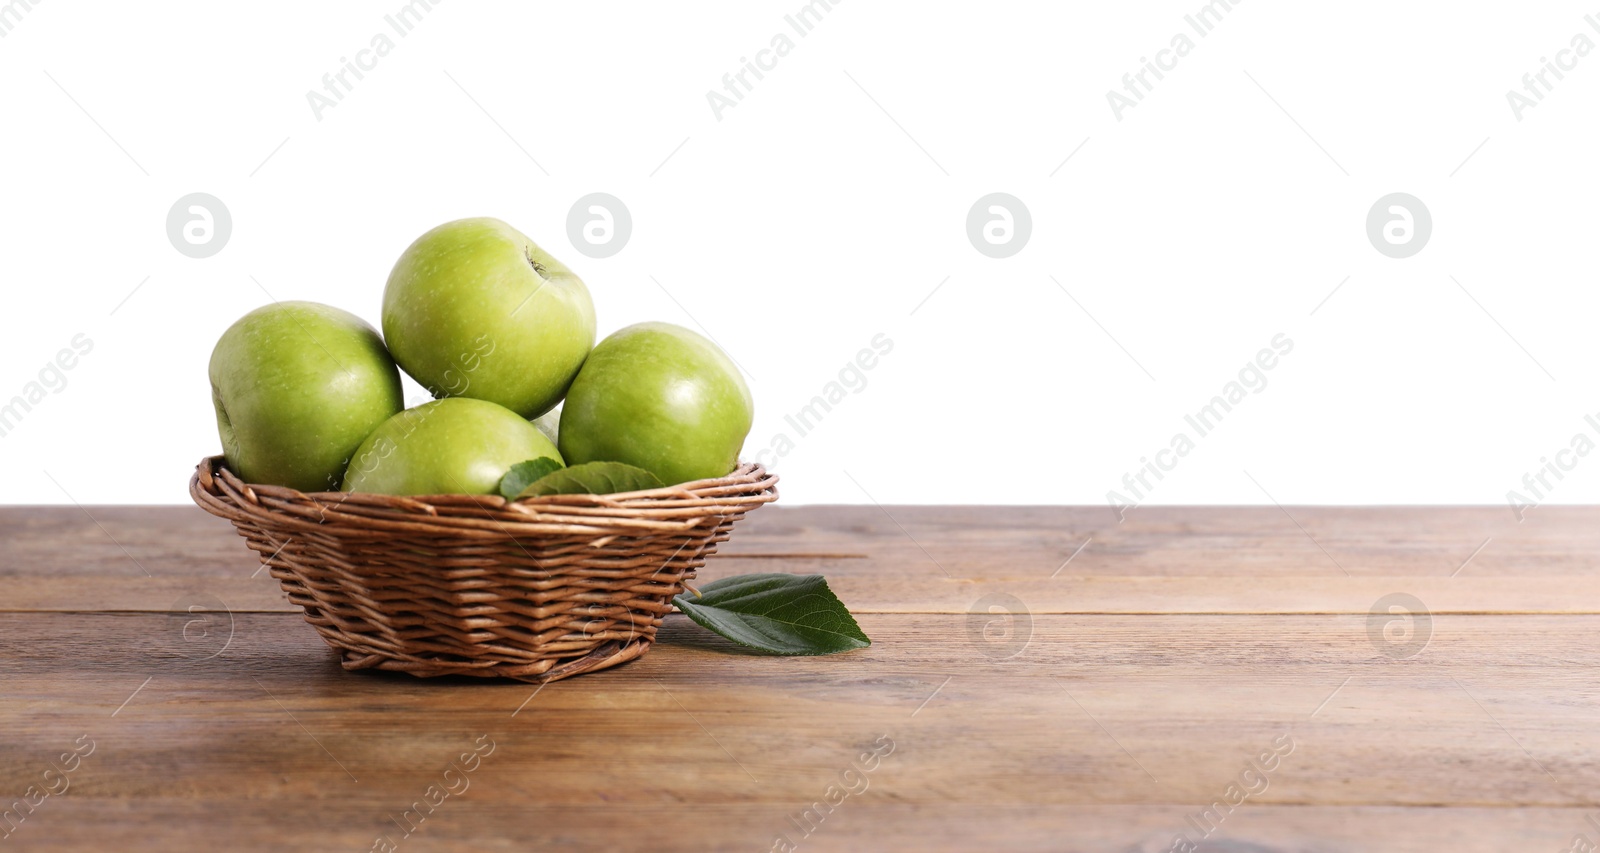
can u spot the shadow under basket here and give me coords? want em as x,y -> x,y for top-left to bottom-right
190,455 -> 778,683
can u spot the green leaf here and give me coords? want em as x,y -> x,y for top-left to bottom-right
672,573 -> 871,656
498,457 -> 564,500
511,460 -> 664,498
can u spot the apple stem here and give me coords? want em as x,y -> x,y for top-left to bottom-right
524,247 -> 547,278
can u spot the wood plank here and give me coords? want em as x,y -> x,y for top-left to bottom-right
10,803 -> 1598,852
11,505 -> 1600,582
12,572 -> 1600,615
4,613 -> 1598,812
716,504 -> 1600,578
4,610 -> 1598,850
5,506 -> 1599,613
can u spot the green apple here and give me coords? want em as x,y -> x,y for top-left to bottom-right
209,301 -> 402,492
559,322 -> 752,485
382,217 -> 596,418
341,397 -> 562,496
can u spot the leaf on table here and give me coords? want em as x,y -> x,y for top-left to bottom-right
672,573 -> 871,656
498,457 -> 564,500
511,461 -> 664,498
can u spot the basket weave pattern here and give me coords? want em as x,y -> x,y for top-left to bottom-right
190,456 -> 777,682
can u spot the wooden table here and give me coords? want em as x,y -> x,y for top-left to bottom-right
4,505 -> 1598,851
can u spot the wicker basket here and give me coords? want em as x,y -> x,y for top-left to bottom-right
190,455 -> 778,682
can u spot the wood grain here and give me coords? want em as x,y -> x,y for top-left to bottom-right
3,506 -> 1598,851
12,505 -> 1600,580
6,506 -> 1600,613
17,802 -> 1600,853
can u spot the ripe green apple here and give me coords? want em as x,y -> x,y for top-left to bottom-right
341,397 -> 562,496
559,322 -> 752,485
209,301 -> 403,492
382,217 -> 596,418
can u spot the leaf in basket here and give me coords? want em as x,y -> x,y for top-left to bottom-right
671,573 -> 871,656
498,457 -> 564,500
511,460 -> 664,498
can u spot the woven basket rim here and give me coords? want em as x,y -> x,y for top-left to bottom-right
195,454 -> 776,503
190,455 -> 778,535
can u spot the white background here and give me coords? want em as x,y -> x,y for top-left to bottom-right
1,0 -> 1597,510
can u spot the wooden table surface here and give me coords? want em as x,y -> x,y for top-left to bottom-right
4,504 -> 1599,851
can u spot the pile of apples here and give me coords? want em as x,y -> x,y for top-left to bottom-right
208,217 -> 753,496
